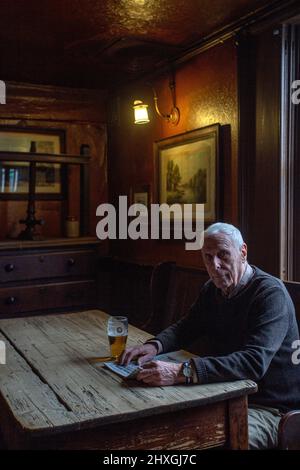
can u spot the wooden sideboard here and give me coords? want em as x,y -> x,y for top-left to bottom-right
0,237 -> 102,318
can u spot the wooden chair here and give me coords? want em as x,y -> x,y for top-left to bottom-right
277,281 -> 300,450
141,261 -> 175,334
144,262 -> 209,334
162,264 -> 209,328
278,411 -> 300,450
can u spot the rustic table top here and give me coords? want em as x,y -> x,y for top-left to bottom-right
0,310 -> 257,438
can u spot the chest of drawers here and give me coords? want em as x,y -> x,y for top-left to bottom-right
0,237 -> 102,318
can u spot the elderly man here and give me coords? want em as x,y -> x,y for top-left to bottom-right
120,222 -> 300,449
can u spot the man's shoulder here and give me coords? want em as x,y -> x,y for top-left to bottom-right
251,266 -> 285,290
198,266 -> 286,299
248,266 -> 294,308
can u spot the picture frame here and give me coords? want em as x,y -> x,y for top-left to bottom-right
154,124 -> 220,224
0,126 -> 66,199
130,183 -> 152,211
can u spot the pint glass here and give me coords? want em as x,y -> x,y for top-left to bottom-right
107,316 -> 128,360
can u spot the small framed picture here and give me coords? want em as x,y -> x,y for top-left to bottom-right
0,126 -> 66,200
130,184 -> 152,210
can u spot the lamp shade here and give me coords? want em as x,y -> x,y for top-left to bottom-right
133,100 -> 149,124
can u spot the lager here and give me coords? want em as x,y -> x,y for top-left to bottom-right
108,334 -> 128,359
107,316 -> 128,359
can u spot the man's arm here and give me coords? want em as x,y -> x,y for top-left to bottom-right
120,285 -> 208,367
191,287 -> 290,383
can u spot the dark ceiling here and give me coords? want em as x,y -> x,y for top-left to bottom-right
0,0 -> 282,89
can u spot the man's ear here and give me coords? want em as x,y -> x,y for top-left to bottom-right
241,243 -> 248,261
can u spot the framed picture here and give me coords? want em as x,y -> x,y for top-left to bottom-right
0,126 -> 66,199
155,124 -> 220,223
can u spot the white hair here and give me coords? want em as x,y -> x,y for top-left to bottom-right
204,222 -> 244,249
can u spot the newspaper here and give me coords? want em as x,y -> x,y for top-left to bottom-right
103,361 -> 142,379
103,350 -> 194,379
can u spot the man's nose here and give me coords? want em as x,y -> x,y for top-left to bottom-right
211,256 -> 222,270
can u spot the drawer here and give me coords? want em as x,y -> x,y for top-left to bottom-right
0,250 -> 96,283
0,280 -> 96,316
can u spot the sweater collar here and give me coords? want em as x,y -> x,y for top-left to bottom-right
221,262 -> 254,299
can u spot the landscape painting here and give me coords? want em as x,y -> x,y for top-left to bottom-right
156,124 -> 220,222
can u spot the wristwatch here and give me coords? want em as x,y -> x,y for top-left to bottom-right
182,360 -> 194,385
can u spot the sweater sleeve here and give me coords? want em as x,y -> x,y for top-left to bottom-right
153,286 -> 208,352
192,287 -> 290,383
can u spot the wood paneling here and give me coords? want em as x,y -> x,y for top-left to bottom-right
238,27 -> 282,276
253,27 -> 281,275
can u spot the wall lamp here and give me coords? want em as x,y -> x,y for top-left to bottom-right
133,77 -> 180,126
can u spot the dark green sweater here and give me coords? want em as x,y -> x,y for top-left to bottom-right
155,266 -> 300,412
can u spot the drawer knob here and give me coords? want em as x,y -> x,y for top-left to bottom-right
68,258 -> 75,267
6,296 -> 16,305
5,263 -> 15,272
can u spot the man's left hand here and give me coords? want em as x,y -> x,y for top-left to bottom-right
136,360 -> 185,386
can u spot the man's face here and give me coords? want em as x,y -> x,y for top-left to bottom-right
202,233 -> 247,294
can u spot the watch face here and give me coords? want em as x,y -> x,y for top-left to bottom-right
183,362 -> 193,378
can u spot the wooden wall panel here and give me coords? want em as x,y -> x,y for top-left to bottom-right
238,27 -> 282,276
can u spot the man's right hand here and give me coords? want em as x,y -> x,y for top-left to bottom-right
119,343 -> 158,366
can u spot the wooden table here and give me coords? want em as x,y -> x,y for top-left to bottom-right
0,310 -> 257,450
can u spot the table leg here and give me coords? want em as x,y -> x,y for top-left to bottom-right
228,395 -> 249,449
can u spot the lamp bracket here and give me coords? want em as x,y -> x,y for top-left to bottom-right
150,77 -> 180,126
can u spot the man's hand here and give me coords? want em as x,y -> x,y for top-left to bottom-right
136,360 -> 185,386
119,343 -> 157,366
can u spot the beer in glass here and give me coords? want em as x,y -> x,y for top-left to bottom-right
107,316 -> 128,360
